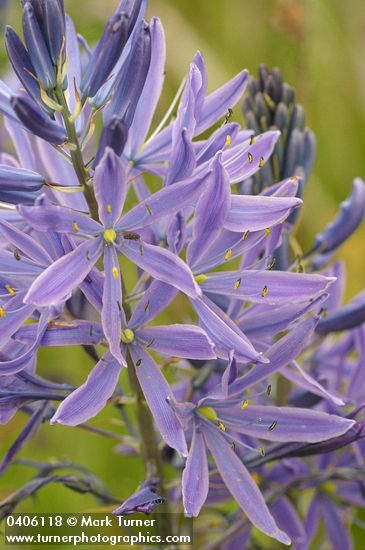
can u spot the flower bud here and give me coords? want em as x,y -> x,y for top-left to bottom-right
11,95 -> 66,144
22,2 -> 56,90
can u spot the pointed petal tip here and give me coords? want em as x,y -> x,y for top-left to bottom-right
276,530 -> 291,546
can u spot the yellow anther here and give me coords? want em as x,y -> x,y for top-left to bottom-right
265,227 -> 271,237
321,481 -> 336,495
72,221 -> 80,232
197,406 -> 218,422
5,285 -> 16,297
248,152 -> 253,164
259,447 -> 265,457
106,204 -> 112,214
261,285 -> 268,298
218,421 -> 226,432
234,278 -> 241,289
242,230 -> 249,241
268,420 -> 278,431
259,156 -> 264,168
121,328 -> 135,344
103,228 -> 117,243
250,135 -> 254,146
224,248 -> 232,261
146,204 -> 153,216
251,472 -> 260,484
112,266 -> 119,280
225,135 -> 231,147
0,306 -> 6,318
266,384 -> 272,396
195,274 -> 207,284
241,400 -> 249,409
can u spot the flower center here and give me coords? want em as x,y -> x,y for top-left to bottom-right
121,328 -> 135,344
103,228 -> 117,243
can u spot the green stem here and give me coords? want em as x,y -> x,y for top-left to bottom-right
54,87 -> 99,221
123,286 -> 174,545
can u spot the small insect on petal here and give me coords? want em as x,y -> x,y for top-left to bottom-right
112,266 -> 119,280
248,152 -> 253,164
241,400 -> 249,409
0,306 -> 6,318
72,221 -> 80,232
5,285 -> 16,296
224,248 -> 232,261
234,278 -> 241,289
261,285 -> 268,298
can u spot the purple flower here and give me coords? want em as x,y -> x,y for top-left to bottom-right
113,478 -> 164,516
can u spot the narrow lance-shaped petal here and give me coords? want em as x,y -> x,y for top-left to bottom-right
214,404 -> 355,443
24,237 -> 103,306
196,69 -> 248,135
271,497 -> 306,546
19,203 -> 101,235
312,178 -> 365,254
93,148 -> 127,226
122,239 -> 200,298
22,2 -> 56,90
224,194 -> 302,232
192,296 -> 266,364
222,130 -> 280,183
182,426 -> 209,517
15,320 -> 104,347
187,153 -> 231,269
0,296 -> 35,347
102,245 -> 125,364
322,497 -> 353,550
51,352 -> 123,426
137,324 -> 215,360
202,423 -> 291,546
129,344 -> 187,456
200,270 -> 335,304
128,280 -> 178,329
228,315 -> 320,396
316,290 -> 365,334
118,171 -> 211,231
0,219 -> 52,266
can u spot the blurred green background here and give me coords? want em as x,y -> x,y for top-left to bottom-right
1,0 -> 365,548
